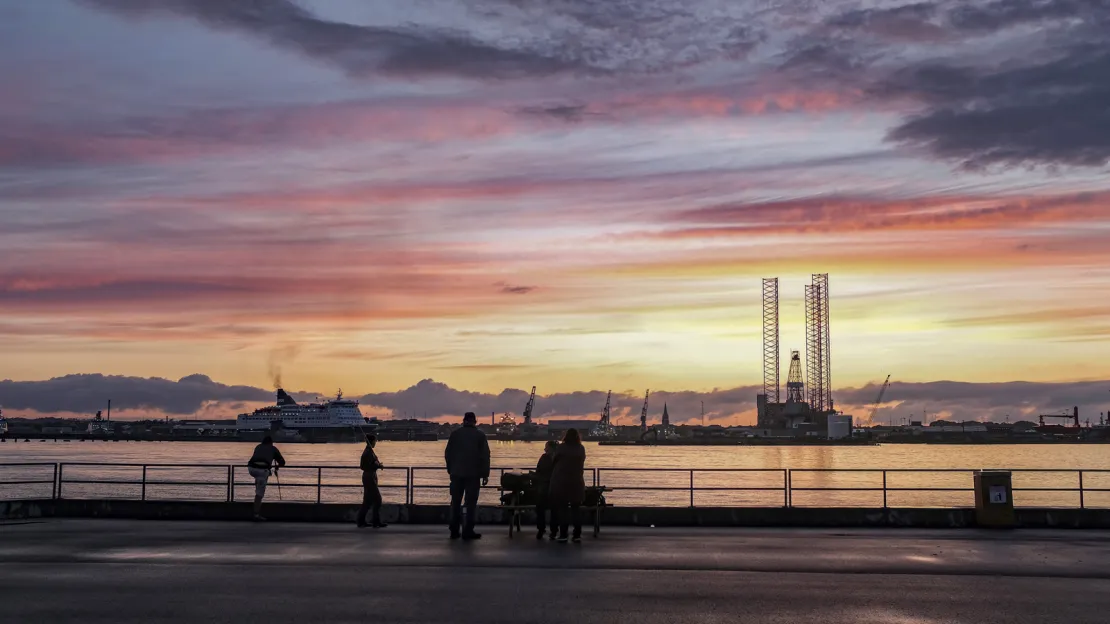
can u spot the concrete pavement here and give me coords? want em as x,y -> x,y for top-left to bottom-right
2,520 -> 1110,623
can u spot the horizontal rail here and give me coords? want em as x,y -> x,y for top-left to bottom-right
3,463 -> 1109,509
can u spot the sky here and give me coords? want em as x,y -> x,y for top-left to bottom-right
1,0 -> 1109,424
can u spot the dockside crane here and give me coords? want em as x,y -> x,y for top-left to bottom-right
601,391 -> 612,428
640,390 -> 650,434
522,386 -> 536,426
867,375 -> 891,424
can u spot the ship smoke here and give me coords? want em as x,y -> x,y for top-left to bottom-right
266,344 -> 301,390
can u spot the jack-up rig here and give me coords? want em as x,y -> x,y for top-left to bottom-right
757,274 -> 850,433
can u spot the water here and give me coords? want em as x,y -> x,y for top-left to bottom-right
3,440 -> 1109,508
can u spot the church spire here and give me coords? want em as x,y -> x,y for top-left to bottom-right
662,403 -> 670,427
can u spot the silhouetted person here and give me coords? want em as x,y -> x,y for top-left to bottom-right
357,434 -> 386,528
550,428 -> 586,543
535,440 -> 557,540
247,435 -> 286,521
445,411 -> 490,540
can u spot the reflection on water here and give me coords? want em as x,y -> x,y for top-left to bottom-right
3,440 -> 1109,508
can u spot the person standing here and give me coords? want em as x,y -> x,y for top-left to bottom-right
549,428 -> 586,543
247,435 -> 286,522
535,440 -> 557,540
444,411 -> 490,540
357,434 -> 387,528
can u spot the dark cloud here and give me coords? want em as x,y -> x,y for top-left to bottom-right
516,104 -> 591,123
468,0 -> 766,70
83,0 -> 578,79
884,47 -> 1110,169
947,0 -> 1110,32
800,0 -> 1110,169
495,281 -> 537,295
824,3 -> 945,41
0,373 -> 272,415
359,379 -> 756,423
0,279 -> 257,307
841,380 -> 1110,424
3,374 -> 1109,424
778,39 -> 867,80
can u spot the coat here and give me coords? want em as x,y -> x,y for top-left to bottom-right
549,442 -> 586,505
360,446 -> 382,485
444,424 -> 491,479
534,452 -> 555,495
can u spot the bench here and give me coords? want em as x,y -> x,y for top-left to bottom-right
501,487 -> 612,538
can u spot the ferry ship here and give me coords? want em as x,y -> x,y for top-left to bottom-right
236,389 -> 376,442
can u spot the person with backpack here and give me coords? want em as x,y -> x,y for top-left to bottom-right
247,435 -> 286,522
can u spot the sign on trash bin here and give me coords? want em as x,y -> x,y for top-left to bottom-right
989,485 -> 1007,504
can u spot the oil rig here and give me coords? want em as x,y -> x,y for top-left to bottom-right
757,274 -> 846,434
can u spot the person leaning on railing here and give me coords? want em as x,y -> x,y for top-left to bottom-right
357,434 -> 386,529
246,435 -> 286,522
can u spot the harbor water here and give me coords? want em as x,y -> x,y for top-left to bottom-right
3,440 -> 1110,508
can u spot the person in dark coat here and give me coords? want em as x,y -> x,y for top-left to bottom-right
549,428 -> 587,543
534,440 -> 558,540
357,434 -> 386,528
246,435 -> 286,522
444,411 -> 491,540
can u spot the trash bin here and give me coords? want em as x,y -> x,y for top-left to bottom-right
973,470 -> 1015,528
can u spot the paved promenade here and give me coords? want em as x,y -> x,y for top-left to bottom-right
3,519 -> 1110,623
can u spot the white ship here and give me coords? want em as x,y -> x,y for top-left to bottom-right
236,389 -> 376,442
0,407 -> 8,436
87,410 -> 113,435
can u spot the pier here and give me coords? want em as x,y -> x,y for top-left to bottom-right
3,520 -> 1110,623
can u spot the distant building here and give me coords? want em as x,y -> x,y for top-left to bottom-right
42,426 -> 75,435
547,420 -> 596,435
827,414 -> 852,439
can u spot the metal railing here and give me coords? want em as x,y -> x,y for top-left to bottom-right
2,463 -> 1110,509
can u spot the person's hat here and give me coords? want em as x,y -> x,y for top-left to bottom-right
463,411 -> 477,423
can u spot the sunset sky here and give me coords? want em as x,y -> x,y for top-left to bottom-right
2,0 -> 1109,422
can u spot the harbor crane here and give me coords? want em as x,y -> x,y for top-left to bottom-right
522,386 -> 536,426
640,390 -> 650,433
867,375 -> 891,424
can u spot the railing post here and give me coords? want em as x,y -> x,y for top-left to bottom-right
141,465 -> 147,501
882,470 -> 888,509
689,470 -> 695,508
52,463 -> 59,500
229,465 -> 235,503
786,470 -> 792,508
316,467 -> 323,504
57,463 -> 64,500
1079,471 -> 1085,510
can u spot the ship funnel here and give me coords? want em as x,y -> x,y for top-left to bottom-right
276,389 -> 298,406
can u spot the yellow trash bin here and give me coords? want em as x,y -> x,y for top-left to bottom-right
973,470 -> 1015,528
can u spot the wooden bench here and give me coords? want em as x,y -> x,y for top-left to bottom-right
501,488 -> 612,538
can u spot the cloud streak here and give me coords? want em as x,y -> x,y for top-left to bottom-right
83,0 -> 579,79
